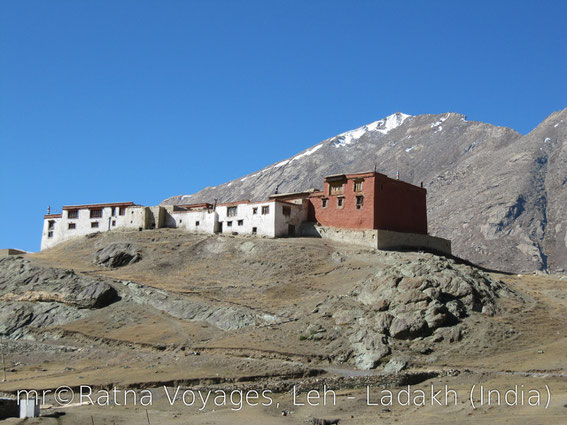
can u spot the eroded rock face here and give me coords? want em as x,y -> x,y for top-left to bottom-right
317,255 -> 521,369
95,243 -> 142,268
0,257 -> 119,338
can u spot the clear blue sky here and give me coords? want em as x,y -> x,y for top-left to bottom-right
1,1 -> 566,251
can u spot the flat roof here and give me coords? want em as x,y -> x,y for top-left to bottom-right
175,203 -> 213,209
217,200 -> 252,207
62,202 -> 136,210
269,188 -> 319,199
325,171 -> 379,180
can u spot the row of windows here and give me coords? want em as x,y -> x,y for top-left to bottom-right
48,219 -> 118,237
227,205 -> 271,216
322,195 -> 364,209
226,219 -> 245,227
67,207 -> 126,220
328,179 -> 363,196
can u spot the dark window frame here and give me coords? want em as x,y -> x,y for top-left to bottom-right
90,209 -> 103,219
227,206 -> 237,217
329,182 -> 344,196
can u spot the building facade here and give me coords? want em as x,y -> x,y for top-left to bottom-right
307,171 -> 427,234
41,171 -> 450,255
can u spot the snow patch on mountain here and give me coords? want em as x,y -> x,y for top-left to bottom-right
332,112 -> 411,148
431,114 -> 450,129
268,144 -> 324,171
292,144 -> 323,161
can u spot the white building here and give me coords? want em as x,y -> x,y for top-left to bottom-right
40,199 -> 308,250
215,199 -> 306,237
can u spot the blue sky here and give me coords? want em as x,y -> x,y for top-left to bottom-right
1,1 -> 566,251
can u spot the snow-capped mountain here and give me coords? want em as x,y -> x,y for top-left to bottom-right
163,109 -> 567,273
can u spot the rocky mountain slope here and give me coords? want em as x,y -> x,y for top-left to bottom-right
163,108 -> 567,273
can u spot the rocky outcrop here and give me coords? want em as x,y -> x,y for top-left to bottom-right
315,254 -> 521,369
0,257 -> 119,338
95,243 -> 142,268
119,280 -> 282,331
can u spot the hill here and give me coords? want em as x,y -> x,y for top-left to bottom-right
1,230 -> 567,423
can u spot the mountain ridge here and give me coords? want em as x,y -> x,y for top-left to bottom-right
162,108 -> 567,273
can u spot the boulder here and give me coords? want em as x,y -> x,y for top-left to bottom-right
95,243 -> 142,268
389,312 -> 429,340
383,357 -> 408,374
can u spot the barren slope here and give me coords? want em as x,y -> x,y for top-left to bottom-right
1,230 -> 567,424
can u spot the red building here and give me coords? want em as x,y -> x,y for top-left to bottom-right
307,171 -> 427,235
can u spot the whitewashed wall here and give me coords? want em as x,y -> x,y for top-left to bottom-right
41,217 -> 64,250
216,202 -> 277,237
41,205 -> 147,250
172,210 -> 218,234
273,200 -> 308,237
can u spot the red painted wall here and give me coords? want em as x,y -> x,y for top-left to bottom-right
309,174 -> 376,230
308,172 -> 428,235
374,175 -> 427,234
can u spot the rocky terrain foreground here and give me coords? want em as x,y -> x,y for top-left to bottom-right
1,229 -> 566,424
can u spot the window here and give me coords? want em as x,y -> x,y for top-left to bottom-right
90,209 -> 102,218
111,207 -> 116,216
91,222 -> 99,228
48,231 -> 53,238
227,221 -> 233,227
356,195 -> 364,209
112,220 -> 116,226
252,227 -> 257,234
354,180 -> 363,192
282,206 -> 291,216
252,207 -> 258,214
195,221 -> 200,226
322,198 -> 328,208
48,220 -> 55,230
119,207 -> 126,215
329,182 -> 344,195
67,210 -> 78,219
238,220 -> 244,226
227,206 -> 237,217
261,206 -> 270,215
68,223 -> 76,230
337,197 -> 344,208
